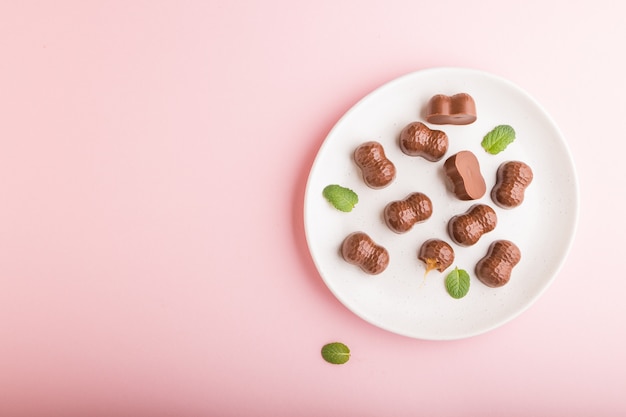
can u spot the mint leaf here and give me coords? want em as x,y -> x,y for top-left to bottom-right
481,124 -> 516,155
445,267 -> 470,299
322,184 -> 358,212
321,342 -> 351,364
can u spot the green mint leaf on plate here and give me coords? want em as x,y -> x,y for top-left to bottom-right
481,124 -> 516,155
322,184 -> 358,212
445,267 -> 470,299
321,342 -> 351,364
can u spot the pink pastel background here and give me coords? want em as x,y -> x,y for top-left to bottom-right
0,1 -> 622,416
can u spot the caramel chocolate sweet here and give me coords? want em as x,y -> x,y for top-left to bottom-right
418,239 -> 455,274
448,204 -> 497,246
341,232 -> 389,275
475,240 -> 521,287
399,122 -> 448,162
426,93 -> 477,125
354,141 -> 396,189
444,150 -> 486,200
384,192 -> 433,234
491,161 -> 533,209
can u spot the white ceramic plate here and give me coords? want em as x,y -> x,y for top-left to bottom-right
304,67 -> 579,340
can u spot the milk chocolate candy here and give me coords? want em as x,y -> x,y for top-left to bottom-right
418,239 -> 454,273
354,141 -> 396,189
384,192 -> 433,234
448,204 -> 497,246
491,161 -> 533,209
475,240 -> 521,287
399,122 -> 448,162
341,232 -> 389,275
426,93 -> 477,125
444,151 -> 486,200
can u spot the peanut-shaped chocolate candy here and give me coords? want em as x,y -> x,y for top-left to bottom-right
444,151 -> 486,200
491,161 -> 533,209
475,240 -> 521,287
384,192 -> 433,234
447,204 -> 497,246
425,93 -> 477,125
399,122 -> 448,162
418,239 -> 455,274
354,141 -> 396,189
341,232 -> 389,275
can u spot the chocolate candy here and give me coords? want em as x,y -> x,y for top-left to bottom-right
354,141 -> 396,189
475,240 -> 521,287
426,93 -> 477,125
341,232 -> 389,275
444,151 -> 486,200
399,122 -> 448,162
418,239 -> 455,273
491,161 -> 533,209
448,204 -> 497,246
384,192 -> 433,234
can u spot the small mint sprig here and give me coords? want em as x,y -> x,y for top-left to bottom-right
445,267 -> 470,299
322,184 -> 358,212
321,342 -> 351,364
481,124 -> 516,155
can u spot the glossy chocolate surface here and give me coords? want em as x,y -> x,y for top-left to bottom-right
426,93 -> 477,125
444,150 -> 486,200
354,141 -> 396,189
447,204 -> 497,246
384,192 -> 433,234
399,122 -> 448,162
341,232 -> 389,275
491,161 -> 533,209
418,239 -> 455,273
475,240 -> 521,287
